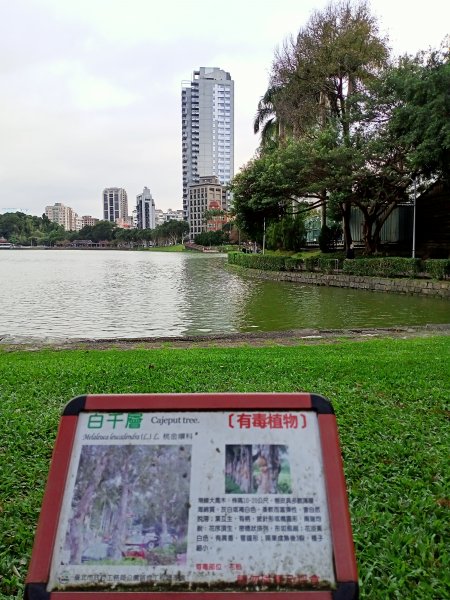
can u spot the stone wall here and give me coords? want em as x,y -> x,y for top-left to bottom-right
232,268 -> 450,299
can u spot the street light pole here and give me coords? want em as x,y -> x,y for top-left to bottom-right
262,218 -> 266,255
412,179 -> 417,258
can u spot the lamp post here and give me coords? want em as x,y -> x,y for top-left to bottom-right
412,179 -> 417,258
262,218 -> 266,255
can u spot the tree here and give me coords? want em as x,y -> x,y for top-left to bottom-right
152,220 -> 189,246
89,220 -> 117,242
65,445 -> 192,564
253,86 -> 285,148
271,0 -> 389,138
194,230 -> 228,246
264,0 -> 390,244
225,446 -> 253,493
225,445 -> 288,494
230,128 -> 341,243
266,214 -> 306,251
0,211 -> 65,245
383,47 -> 450,185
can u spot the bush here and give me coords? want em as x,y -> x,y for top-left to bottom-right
284,257 -> 305,271
228,253 -> 342,273
343,258 -> 422,278
194,230 -> 228,246
317,257 -> 342,273
423,259 -> 450,280
228,252 -> 287,271
318,223 -> 342,253
229,253 -> 450,281
266,215 -> 306,252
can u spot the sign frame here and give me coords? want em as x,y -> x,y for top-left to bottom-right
25,393 -> 358,600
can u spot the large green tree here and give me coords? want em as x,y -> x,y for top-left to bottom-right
233,2 -> 449,254
270,0 -> 389,139
0,211 -> 64,245
251,0 -> 390,246
382,47 -> 450,185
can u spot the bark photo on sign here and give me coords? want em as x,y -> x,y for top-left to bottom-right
225,445 -> 291,494
62,444 -> 191,566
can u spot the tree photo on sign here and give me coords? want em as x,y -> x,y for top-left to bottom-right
225,445 -> 292,494
62,444 -> 192,567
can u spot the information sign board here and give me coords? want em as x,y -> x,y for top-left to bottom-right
25,393 -> 358,599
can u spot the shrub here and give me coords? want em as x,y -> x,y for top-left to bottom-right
423,259 -> 450,280
284,257 -> 304,271
228,252 -> 287,271
317,257 -> 341,273
228,254 -> 342,274
343,258 -> 422,278
318,223 -> 342,253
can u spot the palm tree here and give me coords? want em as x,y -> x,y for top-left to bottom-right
253,86 -> 286,148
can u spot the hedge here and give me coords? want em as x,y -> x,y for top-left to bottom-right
228,252 -> 450,280
423,259 -> 450,280
342,258 -> 422,278
228,252 -> 288,271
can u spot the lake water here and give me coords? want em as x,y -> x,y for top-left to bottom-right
0,250 -> 448,340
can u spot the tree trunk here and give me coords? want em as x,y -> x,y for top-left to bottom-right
341,202 -> 353,250
359,202 -> 398,254
68,449 -> 109,564
110,457 -> 131,560
255,446 -> 281,494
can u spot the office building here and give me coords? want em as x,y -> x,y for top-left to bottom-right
103,187 -> 128,223
181,67 -> 234,227
136,187 -> 156,229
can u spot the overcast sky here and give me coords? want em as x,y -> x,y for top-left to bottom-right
1,0 -> 448,218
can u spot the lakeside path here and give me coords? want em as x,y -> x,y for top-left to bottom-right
1,323 -> 449,351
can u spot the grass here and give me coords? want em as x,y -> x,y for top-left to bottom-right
0,337 -> 449,599
138,244 -> 186,252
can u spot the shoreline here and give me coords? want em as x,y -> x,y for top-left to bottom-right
1,323 -> 449,351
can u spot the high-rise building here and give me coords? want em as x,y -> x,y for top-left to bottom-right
136,187 -> 156,229
181,67 -> 234,225
103,188 -> 128,223
45,202 -> 80,231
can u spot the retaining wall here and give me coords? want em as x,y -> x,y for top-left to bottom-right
230,267 -> 450,299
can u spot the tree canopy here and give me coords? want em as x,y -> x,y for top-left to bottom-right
0,211 -> 190,248
232,0 -> 449,254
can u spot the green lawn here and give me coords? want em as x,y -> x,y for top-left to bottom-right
138,244 -> 186,252
1,336 -> 449,599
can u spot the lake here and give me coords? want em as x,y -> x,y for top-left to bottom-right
0,250 -> 448,340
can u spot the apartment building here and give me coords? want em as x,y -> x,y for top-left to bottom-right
45,202 -> 80,231
81,215 -> 99,228
181,67 -> 234,227
187,176 -> 227,238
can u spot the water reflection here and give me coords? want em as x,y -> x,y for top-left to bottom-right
177,254 -> 250,335
0,250 -> 448,339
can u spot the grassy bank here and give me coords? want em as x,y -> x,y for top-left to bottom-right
1,337 -> 449,599
137,244 -> 185,252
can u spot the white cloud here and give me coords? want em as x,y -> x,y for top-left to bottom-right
1,0 -> 449,216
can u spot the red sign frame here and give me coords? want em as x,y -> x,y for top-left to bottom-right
25,393 -> 358,600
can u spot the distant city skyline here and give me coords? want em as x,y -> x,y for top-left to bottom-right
1,0 -> 449,218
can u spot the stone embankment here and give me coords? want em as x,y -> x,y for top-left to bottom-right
1,324 -> 449,351
233,268 -> 450,298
